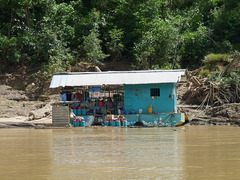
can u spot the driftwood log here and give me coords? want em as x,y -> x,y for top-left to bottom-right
184,76 -> 239,106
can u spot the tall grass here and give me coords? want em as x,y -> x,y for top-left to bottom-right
204,54 -> 231,65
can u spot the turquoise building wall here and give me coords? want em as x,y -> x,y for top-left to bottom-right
71,83 -> 184,127
124,83 -> 177,114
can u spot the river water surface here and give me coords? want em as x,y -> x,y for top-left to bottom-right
1,126 -> 240,179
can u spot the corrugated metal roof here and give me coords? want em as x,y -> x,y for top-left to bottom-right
49,70 -> 185,88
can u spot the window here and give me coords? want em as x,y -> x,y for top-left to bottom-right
150,88 -> 160,96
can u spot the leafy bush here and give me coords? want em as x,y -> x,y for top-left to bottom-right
220,72 -> 240,89
207,71 -> 240,89
199,69 -> 210,77
206,71 -> 221,82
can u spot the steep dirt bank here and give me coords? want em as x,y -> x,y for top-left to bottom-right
0,62 -> 105,128
0,85 -> 53,128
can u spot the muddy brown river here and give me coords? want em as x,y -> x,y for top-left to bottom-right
0,126 -> 240,179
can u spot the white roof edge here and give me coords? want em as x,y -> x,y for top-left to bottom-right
50,69 -> 185,88
53,69 -> 185,75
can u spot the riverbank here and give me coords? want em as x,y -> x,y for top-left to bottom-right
1,104 -> 240,128
0,117 -> 52,128
1,83 -> 240,128
0,70 -> 239,128
0,85 -> 53,128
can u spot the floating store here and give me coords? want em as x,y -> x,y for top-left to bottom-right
49,70 -> 186,127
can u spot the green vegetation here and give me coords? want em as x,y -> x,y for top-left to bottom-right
204,53 -> 231,65
207,71 -> 240,89
201,53 -> 231,74
0,0 -> 240,76
199,69 -> 210,77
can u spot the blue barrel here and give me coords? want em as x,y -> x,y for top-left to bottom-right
110,120 -> 114,126
82,109 -> 86,115
73,118 -> 76,126
77,108 -> 82,116
73,109 -> 77,116
115,120 -> 121,127
123,120 -> 128,127
74,121 -> 80,127
80,121 -> 85,127
105,120 -> 110,126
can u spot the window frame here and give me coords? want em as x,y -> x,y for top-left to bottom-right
150,88 -> 160,97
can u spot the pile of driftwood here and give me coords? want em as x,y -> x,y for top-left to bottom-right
184,54 -> 240,106
184,76 -> 240,106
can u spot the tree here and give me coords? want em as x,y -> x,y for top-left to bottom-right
82,9 -> 109,66
106,27 -> 124,62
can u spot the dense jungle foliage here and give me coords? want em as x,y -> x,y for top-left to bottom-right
0,0 -> 240,74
